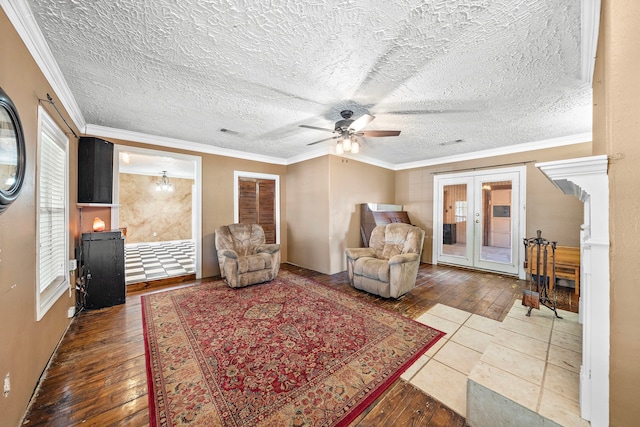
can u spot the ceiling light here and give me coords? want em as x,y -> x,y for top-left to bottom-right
351,139 -> 360,153
342,136 -> 352,152
156,171 -> 173,192
335,136 -> 362,155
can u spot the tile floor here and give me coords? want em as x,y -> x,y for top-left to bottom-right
402,301 -> 587,426
124,240 -> 195,284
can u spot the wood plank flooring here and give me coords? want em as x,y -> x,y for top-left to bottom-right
22,263 -> 577,426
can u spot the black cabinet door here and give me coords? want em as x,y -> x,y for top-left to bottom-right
82,235 -> 125,309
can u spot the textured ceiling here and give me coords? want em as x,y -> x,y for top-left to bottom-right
25,0 -> 591,166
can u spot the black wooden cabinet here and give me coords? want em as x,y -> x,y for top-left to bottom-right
78,137 -> 113,204
81,231 -> 125,309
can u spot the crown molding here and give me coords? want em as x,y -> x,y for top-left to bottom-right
393,133 -> 593,171
581,0 -> 601,84
1,0 -> 86,131
85,124 -> 289,165
87,124 -> 592,172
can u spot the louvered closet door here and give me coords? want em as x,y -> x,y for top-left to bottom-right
238,177 -> 276,244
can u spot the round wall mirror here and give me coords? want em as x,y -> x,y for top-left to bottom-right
0,86 -> 26,214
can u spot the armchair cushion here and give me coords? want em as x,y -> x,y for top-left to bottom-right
346,223 -> 425,299
215,224 -> 280,288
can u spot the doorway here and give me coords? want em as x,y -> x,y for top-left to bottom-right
111,145 -> 202,282
433,166 -> 526,276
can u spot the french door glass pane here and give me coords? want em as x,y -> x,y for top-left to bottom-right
479,180 -> 512,264
442,183 -> 467,256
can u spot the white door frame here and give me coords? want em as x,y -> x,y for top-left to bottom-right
112,145 -> 203,279
432,166 -> 527,279
233,171 -> 281,244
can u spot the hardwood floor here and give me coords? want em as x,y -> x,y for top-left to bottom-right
22,263 -> 577,426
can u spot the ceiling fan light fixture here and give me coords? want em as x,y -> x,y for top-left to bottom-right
336,141 -> 344,155
342,136 -> 352,151
351,140 -> 360,153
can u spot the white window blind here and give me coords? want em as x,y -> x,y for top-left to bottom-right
37,107 -> 69,320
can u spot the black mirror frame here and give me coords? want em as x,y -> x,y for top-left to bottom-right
0,86 -> 26,214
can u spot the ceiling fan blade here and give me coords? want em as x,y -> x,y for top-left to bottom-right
299,124 -> 335,133
348,114 -> 375,132
307,136 -> 338,146
358,130 -> 401,137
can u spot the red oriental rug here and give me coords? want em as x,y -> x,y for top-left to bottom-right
142,271 -> 444,427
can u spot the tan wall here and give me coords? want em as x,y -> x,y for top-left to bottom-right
0,10 -> 79,425
395,143 -> 591,262
328,156 -> 395,273
286,155 -> 395,274
119,173 -> 193,243
598,0 -> 640,423
286,156 -> 331,273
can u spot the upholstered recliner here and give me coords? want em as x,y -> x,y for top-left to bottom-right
346,223 -> 425,298
214,224 -> 281,288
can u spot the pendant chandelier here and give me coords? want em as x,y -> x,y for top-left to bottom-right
156,171 -> 173,192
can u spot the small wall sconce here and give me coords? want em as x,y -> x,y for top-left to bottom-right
93,217 -> 106,232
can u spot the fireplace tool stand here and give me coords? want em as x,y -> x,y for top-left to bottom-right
523,230 -> 562,319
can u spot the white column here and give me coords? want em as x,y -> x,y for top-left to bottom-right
536,155 -> 609,426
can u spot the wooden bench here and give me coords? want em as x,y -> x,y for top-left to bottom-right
527,245 -> 580,295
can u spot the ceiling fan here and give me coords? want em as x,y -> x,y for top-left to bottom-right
300,110 -> 401,153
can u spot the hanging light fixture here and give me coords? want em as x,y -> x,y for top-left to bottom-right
351,138 -> 360,153
335,135 -> 361,155
156,171 -> 173,192
342,135 -> 352,152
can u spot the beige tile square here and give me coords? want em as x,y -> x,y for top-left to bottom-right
481,343 -> 546,385
539,389 -> 590,427
510,300 -> 532,313
468,360 -> 541,412
424,334 -> 448,357
433,340 -> 482,376
557,309 -> 579,323
551,329 -> 582,353
464,314 -> 501,336
400,354 -> 430,382
414,312 -> 461,336
500,315 -> 552,342
553,317 -> 583,337
450,326 -> 493,354
543,364 -> 580,402
427,303 -> 472,325
411,359 -> 468,416
507,304 -> 554,328
491,328 -> 549,360
548,344 -> 581,373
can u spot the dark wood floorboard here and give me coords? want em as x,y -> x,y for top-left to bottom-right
22,263 -> 578,426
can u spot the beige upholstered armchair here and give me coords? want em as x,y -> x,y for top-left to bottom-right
214,224 -> 281,288
346,223 -> 425,298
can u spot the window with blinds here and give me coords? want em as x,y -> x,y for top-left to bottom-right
36,107 -> 69,320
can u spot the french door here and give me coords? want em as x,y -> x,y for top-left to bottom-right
433,167 -> 525,276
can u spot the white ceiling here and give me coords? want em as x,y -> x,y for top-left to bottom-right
21,0 -> 592,169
